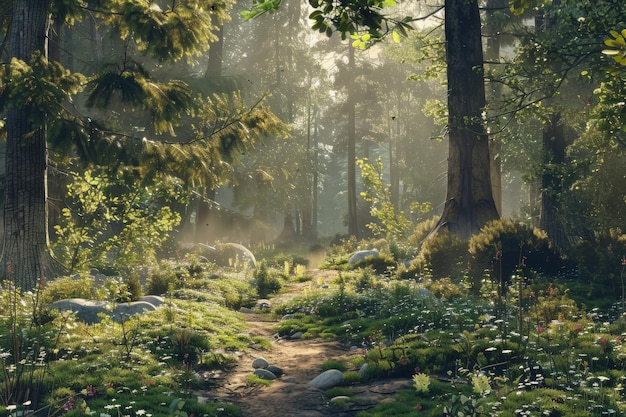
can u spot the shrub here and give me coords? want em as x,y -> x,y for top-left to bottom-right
412,232 -> 469,281
321,359 -> 347,372
42,275 -> 102,304
351,253 -> 396,275
566,229 -> 626,303
468,218 -> 561,295
253,260 -> 283,298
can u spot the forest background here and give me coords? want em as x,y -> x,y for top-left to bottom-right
0,0 -> 624,289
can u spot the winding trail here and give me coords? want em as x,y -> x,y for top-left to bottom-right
201,270 -> 412,416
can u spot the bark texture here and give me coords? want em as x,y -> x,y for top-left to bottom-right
2,0 -> 58,288
435,0 -> 499,240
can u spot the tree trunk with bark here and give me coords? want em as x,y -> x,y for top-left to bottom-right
2,0 -> 61,288
435,0 -> 499,240
347,45 -> 358,237
539,113 -> 568,248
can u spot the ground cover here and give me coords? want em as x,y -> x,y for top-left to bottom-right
1,229 -> 626,417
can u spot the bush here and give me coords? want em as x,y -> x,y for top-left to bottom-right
146,262 -> 189,295
412,232 -> 469,281
468,219 -> 561,295
253,260 -> 283,298
42,275 -> 102,304
351,253 -> 396,275
566,229 -> 626,302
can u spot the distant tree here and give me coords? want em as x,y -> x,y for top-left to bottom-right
245,0 -> 500,239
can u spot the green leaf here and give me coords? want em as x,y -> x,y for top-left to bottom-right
392,31 -> 400,43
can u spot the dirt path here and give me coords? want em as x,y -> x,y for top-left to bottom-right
201,270 -> 412,416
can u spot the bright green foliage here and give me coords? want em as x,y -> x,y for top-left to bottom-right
412,373 -> 430,393
509,0 -> 548,16
253,260 -> 283,298
102,0 -> 226,62
243,0 -> 412,42
603,29 -> 626,66
0,53 -> 86,127
357,157 -> 427,241
52,168 -> 183,274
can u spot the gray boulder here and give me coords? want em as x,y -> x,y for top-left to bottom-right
266,365 -> 284,377
49,298 -> 159,324
253,368 -> 277,380
139,295 -> 165,307
252,357 -> 269,369
348,249 -> 380,266
309,369 -> 344,390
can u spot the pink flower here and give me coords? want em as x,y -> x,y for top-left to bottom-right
399,357 -> 408,365
536,325 -> 544,334
416,403 -> 423,411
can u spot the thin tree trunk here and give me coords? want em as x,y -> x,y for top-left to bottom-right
346,45 -> 358,237
539,113 -> 568,248
435,0 -> 499,240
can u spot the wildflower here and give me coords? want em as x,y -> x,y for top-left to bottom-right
62,397 -> 76,411
416,403 -> 423,410
399,357 -> 408,365
622,256 -> 626,266
536,325 -> 544,334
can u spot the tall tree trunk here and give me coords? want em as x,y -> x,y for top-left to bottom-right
347,45 -> 358,237
2,0 -> 60,288
485,0 -> 506,217
539,113 -> 568,248
435,0 -> 499,240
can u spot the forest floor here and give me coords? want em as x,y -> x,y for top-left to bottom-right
203,269 -> 413,417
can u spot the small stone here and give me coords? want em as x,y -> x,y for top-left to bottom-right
253,368 -> 277,380
358,363 -> 369,375
266,365 -> 284,377
309,369 -> 343,389
329,396 -> 352,405
252,357 -> 269,369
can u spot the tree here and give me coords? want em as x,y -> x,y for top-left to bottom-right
433,0 -> 499,239
2,1 -> 60,287
246,0 -> 500,240
0,0 -> 285,287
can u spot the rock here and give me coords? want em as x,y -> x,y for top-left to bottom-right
289,331 -> 303,340
266,365 -> 284,377
139,295 -> 165,307
252,357 -> 269,369
253,368 -> 277,380
239,307 -> 255,314
49,298 -> 160,325
348,249 -> 380,266
308,369 -> 344,390
329,396 -> 352,405
281,313 -> 296,321
49,299 -> 108,324
358,363 -> 369,376
255,299 -> 271,310
112,301 -> 157,320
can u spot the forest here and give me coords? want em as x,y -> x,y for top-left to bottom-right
0,0 -> 625,416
